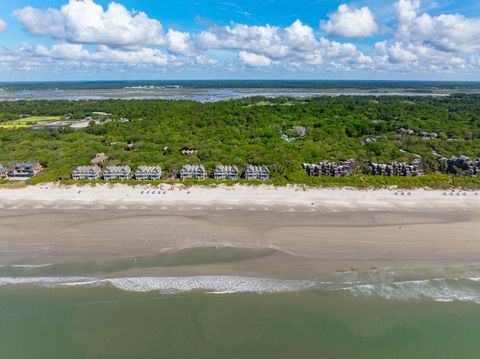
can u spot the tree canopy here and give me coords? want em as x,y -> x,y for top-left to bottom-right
1,95 -> 480,186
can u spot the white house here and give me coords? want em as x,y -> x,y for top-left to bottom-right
214,165 -> 239,180
180,165 -> 206,180
244,165 -> 270,181
135,166 -> 162,180
72,166 -> 102,180
103,165 -> 132,180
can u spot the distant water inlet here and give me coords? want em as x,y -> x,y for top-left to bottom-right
0,80 -> 467,101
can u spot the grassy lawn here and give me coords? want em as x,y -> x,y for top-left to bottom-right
19,116 -> 64,123
0,116 -> 65,128
0,124 -> 31,129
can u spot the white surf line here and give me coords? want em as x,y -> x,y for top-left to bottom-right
2,274 -> 480,303
0,275 -> 317,294
0,264 -> 53,268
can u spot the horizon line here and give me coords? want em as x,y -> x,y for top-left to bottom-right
2,79 -> 480,84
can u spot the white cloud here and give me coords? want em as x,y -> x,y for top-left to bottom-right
393,0 -> 480,53
239,51 -> 272,67
35,43 -> 170,66
198,23 -> 288,58
5,0 -> 480,77
375,41 -> 418,63
197,20 -> 369,68
36,43 -> 90,60
321,38 -> 357,58
395,0 -> 420,23
14,0 -> 165,47
0,18 -> 6,32
284,20 -> 317,50
166,29 -> 194,56
195,55 -> 217,66
412,14 -> 480,53
321,4 -> 378,38
370,0 -> 480,73
91,46 -> 169,66
373,39 -> 474,74
8,2 -> 378,74
302,51 -> 324,66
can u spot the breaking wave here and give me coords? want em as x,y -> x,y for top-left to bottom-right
344,278 -> 480,303
0,276 -> 92,286
0,264 -> 53,269
0,276 -> 316,294
3,267 -> 480,303
105,276 -> 316,294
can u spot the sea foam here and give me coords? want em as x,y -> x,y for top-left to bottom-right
0,275 -> 316,294
105,276 -> 316,294
2,272 -> 480,303
0,276 -> 92,286
345,277 -> 480,304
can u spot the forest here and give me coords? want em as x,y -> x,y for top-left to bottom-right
1,94 -> 480,187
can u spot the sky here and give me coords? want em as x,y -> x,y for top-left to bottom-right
1,0 -> 480,81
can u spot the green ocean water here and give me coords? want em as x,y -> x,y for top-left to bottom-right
1,285 -> 480,359
2,249 -> 480,358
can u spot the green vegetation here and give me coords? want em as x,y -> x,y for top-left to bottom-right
1,95 -> 480,188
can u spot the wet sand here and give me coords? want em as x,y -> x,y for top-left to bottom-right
1,203 -> 480,278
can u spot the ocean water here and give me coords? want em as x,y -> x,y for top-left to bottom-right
2,260 -> 480,358
1,80 -> 478,101
1,284 -> 480,358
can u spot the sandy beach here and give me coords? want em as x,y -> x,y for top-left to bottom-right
1,184 -> 480,277
1,183 -> 479,211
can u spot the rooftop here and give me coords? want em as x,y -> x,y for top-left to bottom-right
91,153 -> 109,164
137,166 -> 161,172
215,165 -> 238,171
105,165 -> 131,171
181,164 -> 205,171
13,161 -> 41,167
74,165 -> 101,171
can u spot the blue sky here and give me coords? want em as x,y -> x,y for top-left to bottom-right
1,0 -> 480,80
